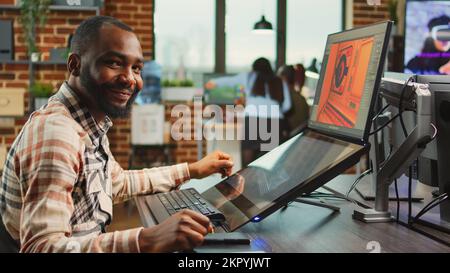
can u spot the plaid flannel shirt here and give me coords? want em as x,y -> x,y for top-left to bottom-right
0,82 -> 190,252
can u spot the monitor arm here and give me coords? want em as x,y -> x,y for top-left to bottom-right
353,81 -> 433,222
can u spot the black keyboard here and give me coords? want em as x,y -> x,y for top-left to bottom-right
156,188 -> 226,223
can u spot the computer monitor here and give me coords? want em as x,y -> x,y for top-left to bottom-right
404,0 -> 450,75
202,73 -> 238,104
309,21 -> 392,142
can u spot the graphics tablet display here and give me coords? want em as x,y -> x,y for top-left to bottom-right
201,130 -> 365,231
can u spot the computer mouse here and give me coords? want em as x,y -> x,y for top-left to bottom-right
207,212 -> 226,223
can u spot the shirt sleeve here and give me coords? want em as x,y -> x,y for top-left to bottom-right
105,137 -> 191,204
17,115 -> 143,253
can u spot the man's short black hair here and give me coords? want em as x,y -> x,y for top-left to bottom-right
70,16 -> 133,56
428,15 -> 450,31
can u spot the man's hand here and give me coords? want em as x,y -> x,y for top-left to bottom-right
188,150 -> 234,179
223,173 -> 245,200
138,210 -> 213,252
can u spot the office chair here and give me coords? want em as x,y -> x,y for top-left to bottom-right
0,215 -> 19,253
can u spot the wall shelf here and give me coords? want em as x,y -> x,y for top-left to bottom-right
0,3 -> 101,112
0,60 -> 66,65
0,4 -> 100,15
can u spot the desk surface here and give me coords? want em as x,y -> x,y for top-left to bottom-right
135,174 -> 450,253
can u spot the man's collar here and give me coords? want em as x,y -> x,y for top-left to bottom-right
53,82 -> 113,141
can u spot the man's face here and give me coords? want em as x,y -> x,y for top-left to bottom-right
434,39 -> 450,52
79,24 -> 144,118
432,24 -> 450,52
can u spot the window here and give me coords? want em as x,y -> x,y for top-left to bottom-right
154,0 -> 214,84
225,0 -> 277,72
286,0 -> 342,69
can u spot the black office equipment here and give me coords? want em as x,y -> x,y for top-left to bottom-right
144,21 -> 392,232
417,75 -> 450,222
0,20 -> 14,61
150,188 -> 225,224
370,74 -> 450,224
203,232 -> 250,245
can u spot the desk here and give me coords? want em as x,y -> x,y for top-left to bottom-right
135,174 -> 450,253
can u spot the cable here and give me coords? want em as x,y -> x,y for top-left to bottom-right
368,113 -> 400,136
304,192 -> 348,201
379,143 -> 394,169
372,103 -> 391,122
397,77 -> 415,224
346,168 -> 373,198
406,170 -> 413,225
430,122 -> 438,141
416,193 -> 447,218
412,193 -> 448,223
398,77 -> 415,137
398,77 -> 415,135
394,178 -> 400,222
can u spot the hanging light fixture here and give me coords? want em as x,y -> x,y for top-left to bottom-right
253,0 -> 273,34
253,15 -> 273,34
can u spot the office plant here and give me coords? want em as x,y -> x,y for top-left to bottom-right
19,0 -> 51,61
30,82 -> 54,109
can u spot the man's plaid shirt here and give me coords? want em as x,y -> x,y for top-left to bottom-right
0,82 -> 190,252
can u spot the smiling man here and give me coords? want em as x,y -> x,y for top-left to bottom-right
0,16 -> 233,253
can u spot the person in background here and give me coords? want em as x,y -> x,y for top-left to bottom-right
205,57 -> 291,167
277,64 -> 309,136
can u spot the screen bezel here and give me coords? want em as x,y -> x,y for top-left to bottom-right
308,21 -> 392,143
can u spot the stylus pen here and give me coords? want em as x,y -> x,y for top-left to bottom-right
221,168 -> 228,178
208,224 -> 215,233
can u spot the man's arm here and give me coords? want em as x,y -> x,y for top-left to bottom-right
109,158 -> 191,204
18,116 -> 142,252
108,144 -> 233,204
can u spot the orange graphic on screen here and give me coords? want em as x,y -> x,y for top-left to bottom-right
316,37 -> 374,128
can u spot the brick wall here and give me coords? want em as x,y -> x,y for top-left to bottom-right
353,0 -> 390,26
0,0 -> 155,169
104,0 -> 153,60
128,102 -> 207,169
0,0 -> 14,5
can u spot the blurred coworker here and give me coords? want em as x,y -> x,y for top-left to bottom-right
205,57 -> 292,167
278,64 -> 309,136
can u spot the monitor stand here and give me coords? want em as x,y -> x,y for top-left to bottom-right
356,112 -> 424,202
354,175 -> 424,202
294,197 -> 340,211
292,185 -> 370,212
